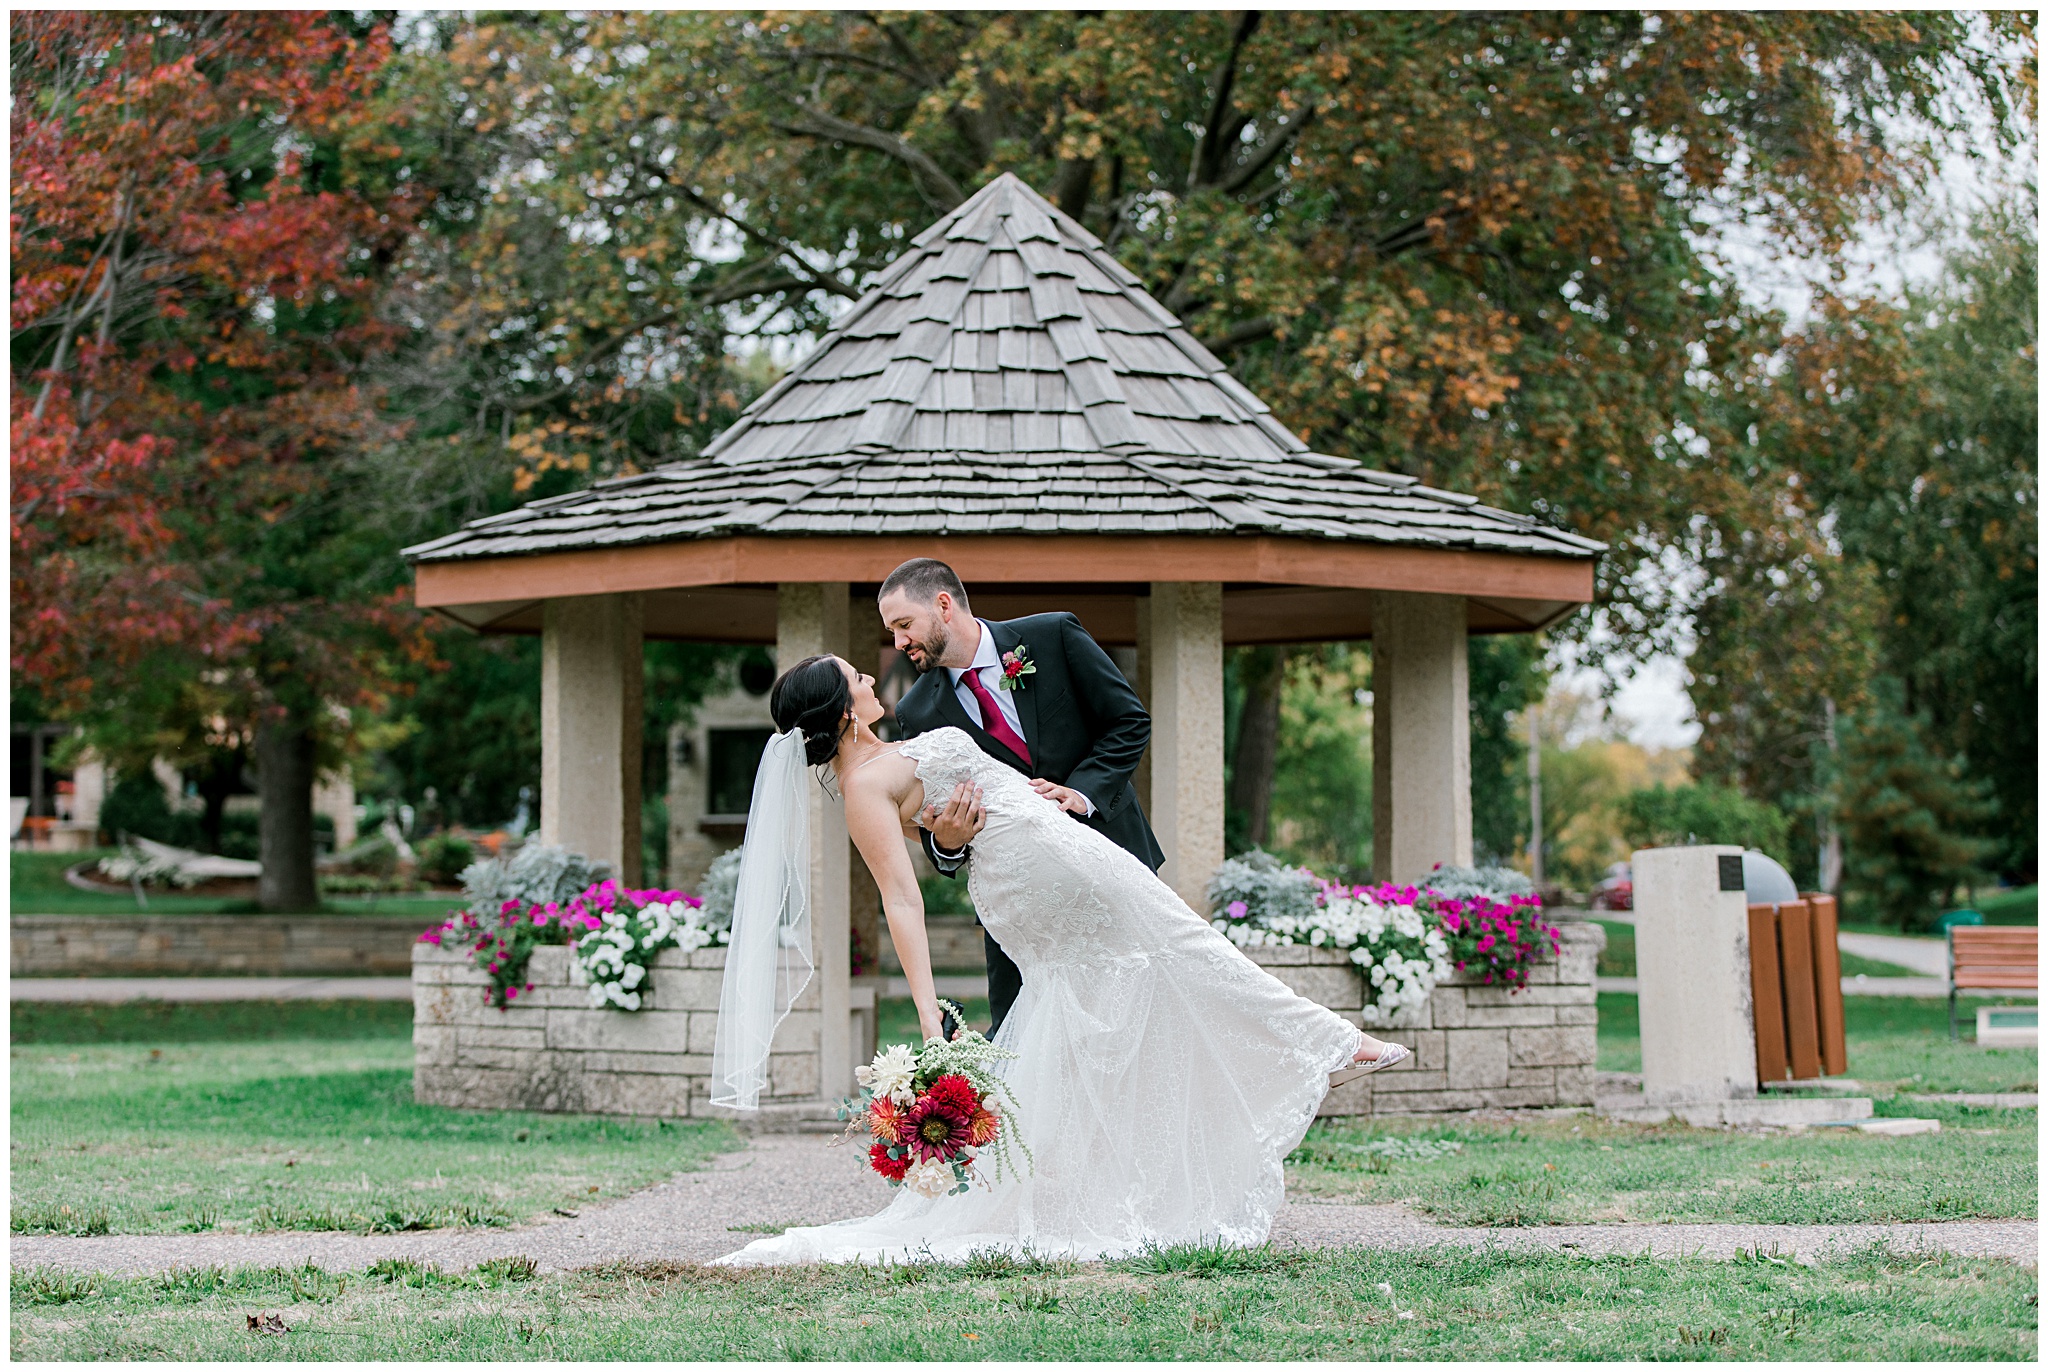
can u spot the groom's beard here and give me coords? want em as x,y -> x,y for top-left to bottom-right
903,625 -> 951,674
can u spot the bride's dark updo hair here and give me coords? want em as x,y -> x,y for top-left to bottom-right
770,654 -> 853,766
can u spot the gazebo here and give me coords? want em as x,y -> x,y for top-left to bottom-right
405,173 -> 1602,1103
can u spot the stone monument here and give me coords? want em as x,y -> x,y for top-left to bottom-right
1609,844 -> 1871,1128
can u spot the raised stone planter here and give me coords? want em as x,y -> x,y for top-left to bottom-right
13,915 -> 427,977
412,942 -> 829,1121
414,921 -> 1603,1121
1249,920 -> 1605,1115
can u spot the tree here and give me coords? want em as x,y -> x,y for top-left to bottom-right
374,11 -> 2029,664
1266,646 -> 1374,878
1696,198 -> 2039,884
1223,646 -> 1289,853
1617,783 -> 1793,865
1833,677 -> 1996,930
1469,635 -> 1548,865
11,13 -> 422,909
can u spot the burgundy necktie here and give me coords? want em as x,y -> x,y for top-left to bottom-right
962,667 -> 1032,766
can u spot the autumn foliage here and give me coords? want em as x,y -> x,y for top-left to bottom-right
11,12 -> 426,907
11,11 -> 414,700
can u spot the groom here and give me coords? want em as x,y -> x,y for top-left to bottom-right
880,558 -> 1164,1034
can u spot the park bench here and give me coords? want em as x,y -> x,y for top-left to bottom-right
1948,926 -> 2038,1040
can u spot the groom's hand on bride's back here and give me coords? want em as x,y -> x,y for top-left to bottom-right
920,781 -> 986,852
1028,779 -> 1090,815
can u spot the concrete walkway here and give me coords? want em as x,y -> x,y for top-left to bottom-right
12,1133 -> 2035,1276
1837,931 -> 1949,978
1595,975 -> 2023,1000
10,977 -> 414,1002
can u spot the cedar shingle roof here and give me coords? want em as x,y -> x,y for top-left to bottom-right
405,174 -> 1602,566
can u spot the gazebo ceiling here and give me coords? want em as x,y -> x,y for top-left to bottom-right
406,173 -> 1602,644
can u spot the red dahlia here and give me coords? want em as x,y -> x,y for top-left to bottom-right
925,1074 -> 980,1115
869,1142 -> 910,1181
902,1096 -> 973,1162
966,1106 -> 1000,1147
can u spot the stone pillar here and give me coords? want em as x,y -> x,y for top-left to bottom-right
541,594 -> 644,885
1371,591 -> 1472,883
1635,845 -> 1759,1106
1145,582 -> 1224,910
1130,599 -> 1154,815
845,590 -> 886,1013
777,583 -> 853,1099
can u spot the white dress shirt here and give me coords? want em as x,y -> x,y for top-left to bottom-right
949,620 -> 1026,741
933,619 -> 1092,850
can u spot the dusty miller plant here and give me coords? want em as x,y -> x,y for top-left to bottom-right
694,846 -> 744,938
459,842 -> 612,917
1420,865 -> 1536,902
1206,849 -> 1319,924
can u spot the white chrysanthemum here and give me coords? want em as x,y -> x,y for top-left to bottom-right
902,1158 -> 954,1199
857,1043 -> 918,1104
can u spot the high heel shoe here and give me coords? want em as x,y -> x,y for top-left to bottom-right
1328,1040 -> 1410,1089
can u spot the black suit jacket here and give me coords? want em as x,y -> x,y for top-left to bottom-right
895,612 -> 1165,873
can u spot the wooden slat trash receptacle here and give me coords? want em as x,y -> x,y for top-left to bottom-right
1747,895 -> 1849,1083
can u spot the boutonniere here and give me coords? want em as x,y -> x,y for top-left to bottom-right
997,646 -> 1037,691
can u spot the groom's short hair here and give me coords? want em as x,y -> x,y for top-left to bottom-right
880,557 -> 968,609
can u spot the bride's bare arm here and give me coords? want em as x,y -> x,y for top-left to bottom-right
843,767 -> 946,1042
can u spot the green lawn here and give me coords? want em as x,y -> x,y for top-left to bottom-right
1977,885 -> 2038,925
1287,1103 -> 2034,1226
10,850 -> 458,918
10,1003 -> 737,1237
1596,992 -> 2037,1095
1593,919 -> 1912,979
12,1243 -> 2036,1361
877,995 -> 993,1049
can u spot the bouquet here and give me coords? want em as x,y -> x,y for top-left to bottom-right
842,1003 -> 1029,1198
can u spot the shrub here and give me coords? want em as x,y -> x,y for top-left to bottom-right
1422,864 -> 1535,901
458,842 -> 610,916
695,846 -> 745,937
97,772 -> 200,849
1207,848 -> 1319,925
1617,783 -> 1792,863
416,833 -> 474,887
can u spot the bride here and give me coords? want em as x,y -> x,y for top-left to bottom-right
710,654 -> 1408,1266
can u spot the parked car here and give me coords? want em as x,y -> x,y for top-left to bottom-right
1590,861 -> 1632,911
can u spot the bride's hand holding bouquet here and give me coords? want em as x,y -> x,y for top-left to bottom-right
843,1000 -> 1030,1198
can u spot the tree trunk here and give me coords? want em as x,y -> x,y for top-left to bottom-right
256,712 -> 320,912
1228,646 -> 1287,849
193,749 -> 244,855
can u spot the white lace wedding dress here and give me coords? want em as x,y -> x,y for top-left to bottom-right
714,726 -> 1360,1266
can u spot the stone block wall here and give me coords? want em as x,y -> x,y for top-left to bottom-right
413,943 -> 822,1119
13,915 -> 427,977
414,921 -> 1604,1121
1249,920 -> 1605,1115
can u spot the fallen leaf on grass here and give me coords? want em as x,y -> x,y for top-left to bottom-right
246,1313 -> 290,1336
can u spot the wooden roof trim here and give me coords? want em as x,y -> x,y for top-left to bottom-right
413,534 -> 1595,611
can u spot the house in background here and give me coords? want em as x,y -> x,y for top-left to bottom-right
10,723 -> 356,856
